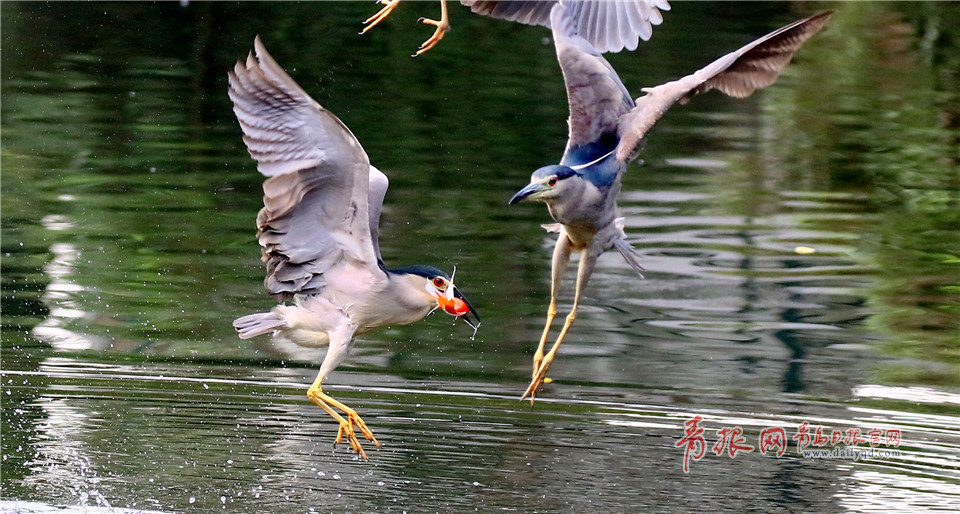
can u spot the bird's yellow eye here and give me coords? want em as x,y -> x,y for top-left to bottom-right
548,176 -> 558,187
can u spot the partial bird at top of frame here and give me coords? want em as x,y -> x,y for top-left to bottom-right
361,0 -> 671,56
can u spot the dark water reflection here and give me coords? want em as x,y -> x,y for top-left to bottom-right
2,1 -> 958,512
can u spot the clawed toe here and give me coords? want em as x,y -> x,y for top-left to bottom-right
414,18 -> 449,56
361,0 -> 401,34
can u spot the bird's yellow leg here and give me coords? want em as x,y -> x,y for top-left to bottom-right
414,0 -> 449,56
306,375 -> 379,459
361,0 -> 402,34
532,297 -> 557,380
531,234 -> 572,381
523,250 -> 596,403
522,306 -> 578,403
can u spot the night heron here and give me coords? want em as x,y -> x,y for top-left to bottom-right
228,37 -> 480,459
509,5 -> 833,401
362,0 -> 671,56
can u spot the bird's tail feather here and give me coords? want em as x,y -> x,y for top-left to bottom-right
614,239 -> 645,278
613,217 -> 645,278
541,223 -> 563,234
234,311 -> 285,339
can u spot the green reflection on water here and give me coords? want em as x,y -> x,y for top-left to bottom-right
2,1 -> 957,378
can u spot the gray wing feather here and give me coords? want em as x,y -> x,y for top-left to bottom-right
615,11 -> 833,162
228,37 -> 383,300
462,0 -> 553,26
462,0 -> 670,53
550,3 -> 634,164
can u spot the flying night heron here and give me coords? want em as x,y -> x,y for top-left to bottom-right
228,37 -> 480,459
509,5 -> 833,402
362,0 -> 671,56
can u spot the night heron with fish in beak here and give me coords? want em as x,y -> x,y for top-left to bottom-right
509,5 -> 834,402
228,37 -> 480,458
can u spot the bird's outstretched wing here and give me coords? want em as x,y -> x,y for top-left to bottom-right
615,11 -> 834,162
463,0 -> 670,53
228,37 -> 385,300
549,3 -> 635,168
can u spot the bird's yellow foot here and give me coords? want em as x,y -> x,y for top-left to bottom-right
345,410 -> 379,448
521,359 -> 554,404
361,0 -> 401,34
333,411 -> 380,459
333,416 -> 368,459
307,385 -> 380,459
414,16 -> 449,56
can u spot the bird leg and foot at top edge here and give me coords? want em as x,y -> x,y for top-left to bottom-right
361,0 -> 402,34
414,0 -> 450,56
361,0 -> 450,56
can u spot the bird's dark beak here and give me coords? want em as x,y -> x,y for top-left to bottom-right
452,287 -> 481,334
509,182 -> 544,205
